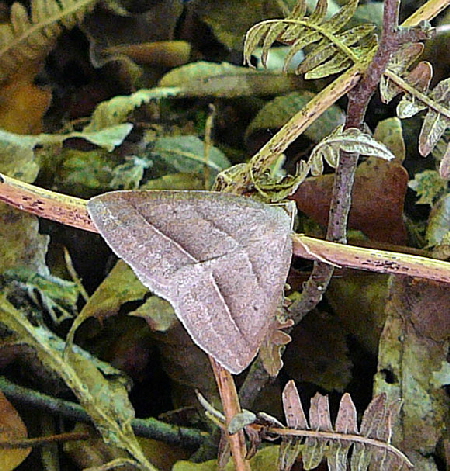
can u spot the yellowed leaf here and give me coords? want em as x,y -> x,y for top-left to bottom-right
0,66 -> 51,134
80,260 -> 148,323
0,391 -> 31,471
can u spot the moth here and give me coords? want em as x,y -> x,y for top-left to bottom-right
87,190 -> 292,374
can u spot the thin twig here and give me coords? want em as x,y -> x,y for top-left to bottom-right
242,0 -> 407,406
290,0 -> 403,319
0,173 -> 95,232
1,174 -> 450,283
0,431 -> 91,449
292,234 -> 450,283
209,357 -> 251,471
0,377 -> 204,448
402,0 -> 450,27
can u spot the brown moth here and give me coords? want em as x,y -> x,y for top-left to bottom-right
87,190 -> 292,374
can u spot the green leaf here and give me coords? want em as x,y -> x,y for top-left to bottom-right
419,79 -> 450,156
282,30 -> 322,70
304,51 -> 352,79
160,61 -> 300,97
173,445 -> 280,471
408,169 -> 446,206
288,0 -> 307,20
244,23 -> 272,66
72,124 -> 133,151
85,88 -> 180,132
246,91 -> 345,143
0,295 -> 156,470
426,195 -> 450,246
245,0 -> 377,78
397,95 -> 427,119
0,124 -> 132,171
3,268 -> 80,323
152,135 -> 230,176
262,22 -> 287,67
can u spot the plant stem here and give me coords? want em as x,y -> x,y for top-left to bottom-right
402,0 -> 450,27
290,0 -> 403,321
0,377 -> 203,448
1,174 -> 450,281
0,431 -> 91,449
242,0 -> 407,406
209,358 -> 250,471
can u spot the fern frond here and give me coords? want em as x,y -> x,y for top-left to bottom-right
381,49 -> 450,158
277,381 -> 412,471
375,23 -> 450,163
379,43 -> 425,103
0,0 -> 98,83
200,381 -> 411,471
244,0 -> 377,78
248,126 -> 395,200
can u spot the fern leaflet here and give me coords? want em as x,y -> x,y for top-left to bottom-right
0,0 -> 98,83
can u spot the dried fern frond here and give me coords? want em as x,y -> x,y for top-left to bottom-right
199,382 -> 411,471
244,0 -> 377,79
277,381 -> 413,471
379,39 -> 450,167
0,0 -> 98,83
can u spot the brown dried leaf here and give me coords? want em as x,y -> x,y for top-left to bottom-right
327,394 -> 357,471
258,318 -> 293,377
405,61 -> 433,93
334,394 -> 357,434
292,158 -> 409,244
0,67 -> 51,134
277,381 -> 411,471
302,393 -> 333,469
